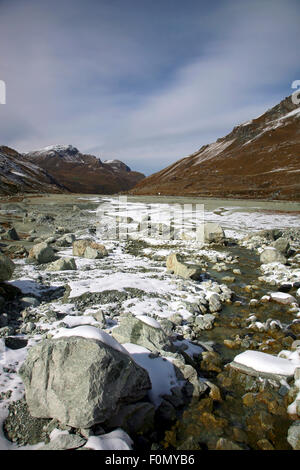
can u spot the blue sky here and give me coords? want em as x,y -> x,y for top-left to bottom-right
0,0 -> 299,174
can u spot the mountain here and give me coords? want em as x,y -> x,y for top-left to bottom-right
23,145 -> 145,194
129,96 -> 300,201
0,146 -> 67,195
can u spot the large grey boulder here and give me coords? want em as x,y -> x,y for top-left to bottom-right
260,247 -> 286,264
72,239 -> 108,259
271,237 -> 290,255
112,314 -> 174,353
28,242 -> 56,264
166,253 -> 202,280
47,257 -> 77,271
0,254 -> 15,281
19,335 -> 151,428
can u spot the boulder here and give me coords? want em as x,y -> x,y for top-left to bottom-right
270,292 -> 297,305
56,234 -> 76,247
287,421 -> 300,450
271,237 -> 290,255
0,254 -> 15,281
47,257 -> 77,271
208,293 -> 222,313
40,433 -> 86,450
28,242 -> 56,264
203,223 -> 225,244
19,335 -> 151,428
72,239 -> 108,259
195,314 -> 216,330
105,402 -> 155,435
112,314 -> 173,352
260,247 -> 286,264
166,253 -> 202,280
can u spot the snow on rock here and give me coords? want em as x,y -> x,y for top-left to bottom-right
270,292 -> 298,305
232,350 -> 298,377
136,315 -> 161,329
53,325 -> 130,356
83,429 -> 133,450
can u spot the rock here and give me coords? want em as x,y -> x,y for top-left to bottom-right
91,309 -> 106,327
208,293 -> 222,313
47,257 -> 77,271
203,223 -> 225,244
112,314 -> 173,352
200,351 -> 223,373
195,314 -> 215,330
270,292 -> 297,305
105,402 -> 155,434
39,433 -> 86,450
260,247 -> 286,264
72,239 -> 108,259
156,399 -> 177,422
21,297 -> 40,308
56,234 -> 76,247
28,242 -> 56,264
0,253 -> 15,281
19,335 -> 151,428
271,237 -> 290,255
215,438 -> 244,450
287,421 -> 300,450
166,253 -> 202,280
4,228 -> 20,241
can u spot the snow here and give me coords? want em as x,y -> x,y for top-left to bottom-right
136,315 -> 161,329
233,350 -> 298,376
83,429 -> 133,450
122,343 -> 179,406
53,325 -> 130,356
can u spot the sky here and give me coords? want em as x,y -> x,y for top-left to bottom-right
0,0 -> 299,175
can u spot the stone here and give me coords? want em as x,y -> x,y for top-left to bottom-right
47,257 -> 77,271
19,335 -> 151,428
287,421 -> 300,450
0,254 -> 15,281
28,242 -> 56,264
4,228 -> 20,241
56,234 -> 76,247
72,239 -> 108,259
208,293 -> 222,313
156,399 -> 176,422
21,297 -> 40,308
91,309 -> 106,327
195,314 -> 215,330
260,247 -> 286,264
166,253 -> 202,280
203,223 -> 225,244
215,438 -> 244,450
271,237 -> 290,255
112,314 -> 173,353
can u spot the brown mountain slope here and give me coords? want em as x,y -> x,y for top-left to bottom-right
0,146 -> 67,195
23,145 -> 145,194
130,96 -> 300,200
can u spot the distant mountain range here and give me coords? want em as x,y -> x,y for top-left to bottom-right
0,144 -> 145,195
129,95 -> 300,201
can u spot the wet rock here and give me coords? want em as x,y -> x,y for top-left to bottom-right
260,247 -> 286,264
112,314 -> 174,352
47,257 -> 77,271
28,242 -> 56,264
72,239 -> 108,259
200,351 -> 223,374
19,335 -> 151,428
156,399 -> 177,423
215,438 -> 244,450
0,254 -> 15,281
166,253 -> 202,280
